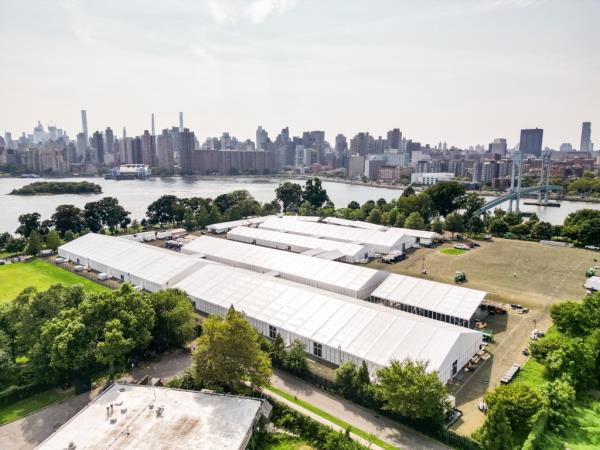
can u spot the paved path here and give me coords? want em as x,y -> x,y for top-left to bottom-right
271,370 -> 448,450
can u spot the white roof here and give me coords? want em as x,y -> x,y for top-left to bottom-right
585,276 -> 600,291
227,226 -> 368,258
371,273 -> 486,321
37,384 -> 264,450
386,227 -> 443,240
174,263 -> 482,377
58,233 -> 201,287
322,217 -> 387,231
259,217 -> 409,250
206,215 -> 275,232
181,236 -> 387,298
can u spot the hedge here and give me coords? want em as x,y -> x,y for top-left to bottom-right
521,408 -> 550,450
0,383 -> 49,407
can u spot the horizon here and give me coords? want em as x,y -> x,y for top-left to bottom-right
1,0 -> 598,148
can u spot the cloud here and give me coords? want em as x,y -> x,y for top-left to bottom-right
205,0 -> 296,25
478,0 -> 545,12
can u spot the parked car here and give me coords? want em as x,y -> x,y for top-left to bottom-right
55,257 -> 66,264
73,265 -> 85,272
585,245 -> 600,250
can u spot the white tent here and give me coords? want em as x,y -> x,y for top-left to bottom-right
227,226 -> 371,262
370,274 -> 486,327
174,263 -> 483,383
322,217 -> 387,231
181,236 -> 388,299
260,217 -> 416,254
206,216 -> 275,234
58,233 -> 203,292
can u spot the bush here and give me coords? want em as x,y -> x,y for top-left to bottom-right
521,408 -> 549,450
0,383 -> 48,406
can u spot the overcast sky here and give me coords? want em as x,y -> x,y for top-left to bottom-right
0,0 -> 598,149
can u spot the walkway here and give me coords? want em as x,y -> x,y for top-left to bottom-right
270,369 -> 448,450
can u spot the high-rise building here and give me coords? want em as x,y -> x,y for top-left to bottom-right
131,137 -> 143,164
140,130 -> 156,166
387,128 -> 402,150
81,110 -> 88,141
151,113 -> 156,136
580,122 -> 592,152
105,127 -> 114,155
91,130 -> 104,164
179,112 -> 184,132
559,143 -> 573,152
489,138 -> 507,157
519,128 -> 543,157
256,126 -> 268,150
335,134 -> 347,153
179,128 -> 195,174
156,129 -> 174,170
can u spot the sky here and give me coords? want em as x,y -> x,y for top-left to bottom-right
0,0 -> 598,149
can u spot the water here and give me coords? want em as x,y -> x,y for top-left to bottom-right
0,176 -> 596,233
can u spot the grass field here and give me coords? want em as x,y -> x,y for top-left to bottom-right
266,385 -> 396,450
439,248 -> 466,256
368,239 -> 592,309
0,258 -> 109,303
0,388 -> 73,425
258,434 -> 314,450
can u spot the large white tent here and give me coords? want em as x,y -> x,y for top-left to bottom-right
259,217 -> 416,254
206,216 -> 275,234
227,226 -> 372,263
322,217 -> 387,231
174,263 -> 483,383
58,233 -> 203,292
321,217 -> 442,243
181,236 -> 388,299
370,274 -> 486,327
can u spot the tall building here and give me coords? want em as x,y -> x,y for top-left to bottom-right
131,137 -> 143,164
519,128 -> 543,157
91,130 -> 104,164
140,130 -> 156,166
335,134 -> 347,153
580,122 -> 592,152
489,138 -> 507,157
256,126 -> 268,150
151,113 -> 156,136
179,112 -> 184,132
156,129 -> 174,170
105,127 -> 114,155
559,143 -> 573,152
387,128 -> 402,150
179,128 -> 195,174
81,110 -> 88,141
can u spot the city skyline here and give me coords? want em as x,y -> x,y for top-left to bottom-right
1,0 -> 599,148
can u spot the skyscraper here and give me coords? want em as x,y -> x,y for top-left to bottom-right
81,110 -> 88,141
179,128 -> 195,174
105,127 -> 114,155
151,113 -> 156,136
387,128 -> 402,150
91,130 -> 104,164
580,122 -> 592,152
519,128 -> 543,157
489,138 -> 507,157
256,126 -> 268,150
140,130 -> 156,166
179,112 -> 184,132
335,134 -> 347,153
156,129 -> 174,170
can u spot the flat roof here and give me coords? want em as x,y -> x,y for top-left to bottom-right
370,273 -> 486,321
181,236 -> 387,298
227,226 -> 369,258
206,215 -> 275,232
322,217 -> 387,231
37,384 -> 264,450
174,263 -> 482,381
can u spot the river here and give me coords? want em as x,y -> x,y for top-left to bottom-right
0,176 -> 597,233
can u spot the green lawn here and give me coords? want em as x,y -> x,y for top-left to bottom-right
257,434 -> 314,450
439,248 -> 466,256
0,388 -> 73,425
266,385 -> 397,450
514,358 -> 547,388
0,258 -> 109,303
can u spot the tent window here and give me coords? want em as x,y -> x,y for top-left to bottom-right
313,342 -> 322,358
269,325 -> 277,339
452,360 -> 458,376
120,274 -> 124,281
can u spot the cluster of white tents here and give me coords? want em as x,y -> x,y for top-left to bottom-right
58,230 -> 485,383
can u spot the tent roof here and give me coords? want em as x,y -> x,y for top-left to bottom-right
227,226 -> 367,258
322,217 -> 387,231
58,233 -> 201,285
174,263 -> 482,373
206,216 -> 275,232
182,236 -> 385,295
370,273 -> 486,320
259,217 -> 409,249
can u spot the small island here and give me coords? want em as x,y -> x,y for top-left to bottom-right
10,181 -> 103,195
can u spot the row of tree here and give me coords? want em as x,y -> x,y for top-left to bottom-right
0,284 -> 196,393
10,181 -> 102,196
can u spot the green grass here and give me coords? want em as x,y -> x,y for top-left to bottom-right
0,388 -> 73,425
0,252 -> 18,258
0,258 -> 109,303
439,248 -> 466,256
266,385 -> 397,450
514,358 -> 547,388
257,434 -> 314,450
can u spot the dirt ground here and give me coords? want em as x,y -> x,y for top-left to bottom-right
367,238 -> 593,310
367,238 -> 593,436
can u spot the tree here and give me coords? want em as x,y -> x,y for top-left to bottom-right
276,182 -> 303,212
52,205 -> 85,236
182,208 -> 197,231
16,212 -> 41,237
483,383 -> 543,437
394,213 -> 406,228
347,201 -> 360,210
431,217 -> 443,234
302,178 -> 329,209
146,195 -> 182,226
401,186 -> 415,197
148,289 -> 196,350
540,378 -> 576,431
84,197 -> 130,233
193,306 -> 271,392
367,208 -> 382,224
463,193 -> 486,219
95,319 -> 134,377
335,361 -> 358,398
476,404 -> 513,450
283,340 -> 308,376
444,212 -> 464,237
466,216 -> 485,234
206,205 -> 223,225
26,230 -> 43,255
45,230 -> 62,252
376,359 -> 449,426
426,182 -> 466,217
405,212 -> 425,230
489,219 -> 509,235
195,206 -> 210,229
531,221 -> 554,240
269,334 -> 286,367
63,230 -> 76,242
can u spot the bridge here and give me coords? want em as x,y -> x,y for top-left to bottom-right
474,185 -> 564,216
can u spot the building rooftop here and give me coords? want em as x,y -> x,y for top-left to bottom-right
37,384 -> 265,450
